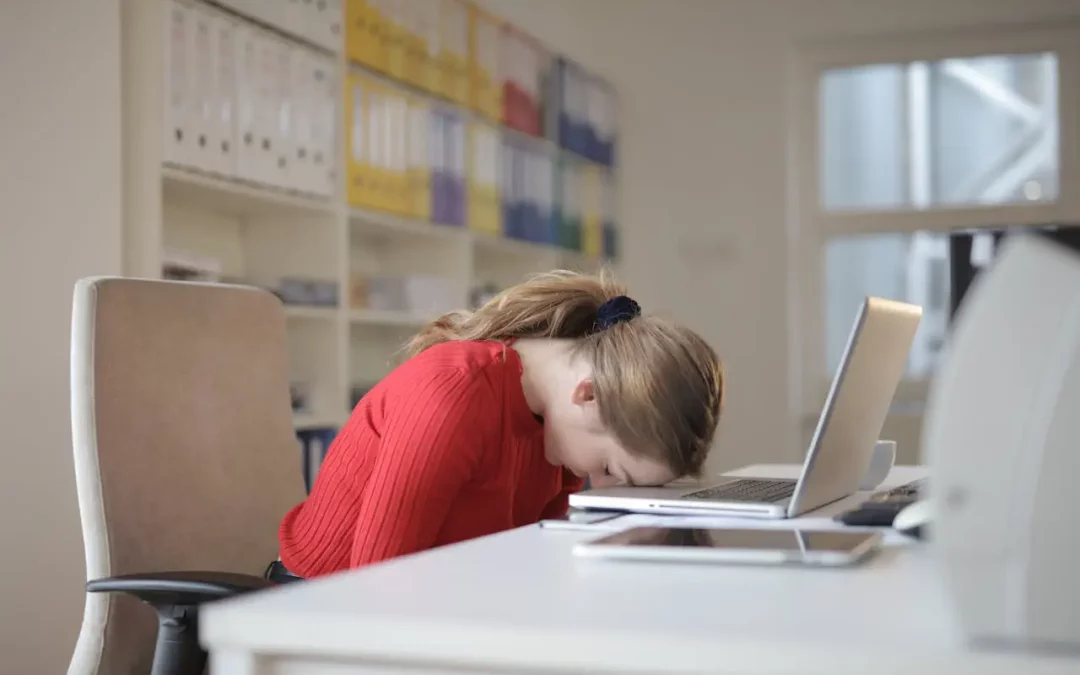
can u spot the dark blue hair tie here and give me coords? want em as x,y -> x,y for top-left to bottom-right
595,295 -> 641,331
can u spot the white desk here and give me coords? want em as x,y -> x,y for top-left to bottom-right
200,465 -> 1078,675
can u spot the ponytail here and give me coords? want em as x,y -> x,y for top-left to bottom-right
401,269 -> 626,358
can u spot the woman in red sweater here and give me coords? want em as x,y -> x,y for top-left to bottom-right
273,270 -> 724,580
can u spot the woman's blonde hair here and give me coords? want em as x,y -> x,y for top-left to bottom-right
402,270 -> 724,478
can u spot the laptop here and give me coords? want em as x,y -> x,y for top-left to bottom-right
569,296 -> 923,519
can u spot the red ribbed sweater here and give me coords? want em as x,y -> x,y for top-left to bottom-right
279,340 -> 583,577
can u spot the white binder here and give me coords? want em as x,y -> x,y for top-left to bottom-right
562,160 -> 580,229
289,47 -> 315,194
283,0 -> 307,39
391,92 -> 409,202
294,50 -> 336,196
407,98 -> 429,169
500,138 -> 514,218
249,0 -> 287,32
187,4 -> 217,173
234,22 -> 262,184
347,73 -> 367,204
449,115 -> 465,198
163,0 -> 195,168
209,8 -> 239,177
309,0 -> 343,52
523,148 -> 539,240
536,151 -> 553,242
312,55 -> 337,197
429,108 -> 445,201
368,87 -> 386,199
565,67 -> 583,150
476,126 -> 497,193
261,33 -> 293,189
212,0 -> 256,18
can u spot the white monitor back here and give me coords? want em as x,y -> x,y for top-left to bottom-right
923,233 -> 1080,653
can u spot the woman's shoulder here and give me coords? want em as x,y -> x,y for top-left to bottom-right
395,340 -> 518,381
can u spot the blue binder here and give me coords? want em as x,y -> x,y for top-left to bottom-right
296,426 -> 338,493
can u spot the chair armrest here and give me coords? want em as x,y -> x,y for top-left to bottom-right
87,570 -> 273,607
87,571 -> 273,675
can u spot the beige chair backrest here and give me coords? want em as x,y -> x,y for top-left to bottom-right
67,277 -> 307,675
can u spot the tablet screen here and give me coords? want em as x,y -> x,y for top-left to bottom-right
590,527 -> 877,554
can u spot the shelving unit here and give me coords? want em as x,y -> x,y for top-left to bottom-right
124,0 -> 620,451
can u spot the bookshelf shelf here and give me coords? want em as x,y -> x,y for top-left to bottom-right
349,308 -> 432,328
127,0 -> 619,476
283,305 -> 340,321
162,166 -> 336,219
293,410 -> 349,430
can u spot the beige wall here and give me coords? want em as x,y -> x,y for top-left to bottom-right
3,0 -> 1080,672
0,1 -> 124,673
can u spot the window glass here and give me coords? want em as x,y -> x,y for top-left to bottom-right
825,231 -> 951,380
820,52 -> 1059,211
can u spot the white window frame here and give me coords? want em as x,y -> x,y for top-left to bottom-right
786,21 -> 1080,425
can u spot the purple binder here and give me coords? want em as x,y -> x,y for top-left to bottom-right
429,109 -> 451,225
446,112 -> 466,227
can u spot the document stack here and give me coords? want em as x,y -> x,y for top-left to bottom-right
154,0 -> 623,441
163,0 -> 338,198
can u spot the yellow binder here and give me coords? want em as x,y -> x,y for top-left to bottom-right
345,70 -> 374,209
345,0 -> 377,69
406,95 -> 432,220
384,85 -> 410,215
440,0 -> 469,105
468,3 -> 502,121
467,122 -> 500,236
385,0 -> 407,80
580,163 -> 604,259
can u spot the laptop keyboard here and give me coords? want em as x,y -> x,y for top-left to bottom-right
681,479 -> 797,504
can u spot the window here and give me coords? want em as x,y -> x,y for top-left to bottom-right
820,52 -> 1059,212
824,226 -> 1080,381
826,231 -> 951,380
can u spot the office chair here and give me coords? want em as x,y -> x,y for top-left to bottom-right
67,277 -> 307,675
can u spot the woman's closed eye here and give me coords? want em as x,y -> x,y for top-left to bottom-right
604,465 -> 636,487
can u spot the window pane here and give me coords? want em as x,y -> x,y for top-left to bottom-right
825,232 -> 951,380
820,52 -> 1059,211
820,64 -> 908,211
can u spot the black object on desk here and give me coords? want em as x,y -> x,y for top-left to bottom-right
836,479 -> 925,528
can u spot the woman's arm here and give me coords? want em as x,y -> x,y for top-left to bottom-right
349,366 -> 499,567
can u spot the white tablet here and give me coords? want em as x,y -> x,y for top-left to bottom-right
573,527 -> 882,567
539,510 -> 625,531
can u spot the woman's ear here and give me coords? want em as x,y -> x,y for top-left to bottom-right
570,378 -> 596,407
